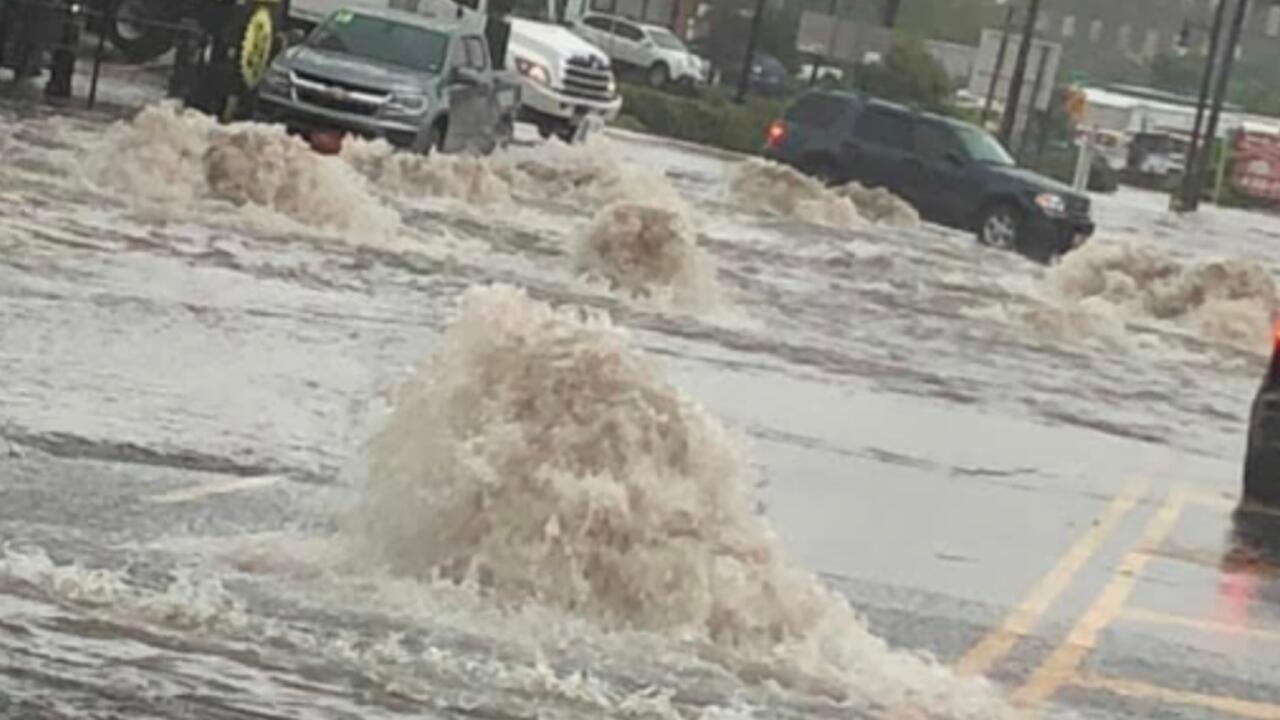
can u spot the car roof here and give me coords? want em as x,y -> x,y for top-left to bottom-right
638,21 -> 676,33
337,5 -> 468,33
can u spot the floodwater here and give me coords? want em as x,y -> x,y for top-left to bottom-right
3,94 -> 1280,720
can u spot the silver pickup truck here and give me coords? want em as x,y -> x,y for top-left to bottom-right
255,5 -> 520,154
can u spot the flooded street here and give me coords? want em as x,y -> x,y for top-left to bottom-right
4,96 -> 1280,719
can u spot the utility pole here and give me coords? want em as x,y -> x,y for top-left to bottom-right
999,0 -> 1042,145
1177,0 -> 1229,211
982,5 -> 1016,127
1187,0 -> 1249,211
735,0 -> 767,103
1019,43 -> 1052,160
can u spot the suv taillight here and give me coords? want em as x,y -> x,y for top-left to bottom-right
765,120 -> 787,149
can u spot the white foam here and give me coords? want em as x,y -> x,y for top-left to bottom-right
576,202 -> 719,309
1043,238 -> 1277,352
727,159 -> 864,229
341,137 -> 514,205
347,284 -> 1010,717
83,103 -> 400,240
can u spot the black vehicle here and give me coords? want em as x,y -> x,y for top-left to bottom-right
764,91 -> 1095,262
1243,326 -> 1280,508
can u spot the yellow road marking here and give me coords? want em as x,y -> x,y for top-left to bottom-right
145,475 -> 284,504
1120,607 -> 1280,644
1011,485 -> 1189,710
1184,489 -> 1238,510
956,480 -> 1149,677
1078,674 -> 1280,719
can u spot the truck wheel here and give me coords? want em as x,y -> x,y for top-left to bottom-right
647,63 -> 669,88
105,0 -> 177,63
187,0 -> 281,121
977,202 -> 1022,251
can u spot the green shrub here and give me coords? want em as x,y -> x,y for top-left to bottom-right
612,83 -> 788,154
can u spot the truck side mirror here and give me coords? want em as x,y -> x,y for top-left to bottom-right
945,151 -> 965,167
450,67 -> 481,86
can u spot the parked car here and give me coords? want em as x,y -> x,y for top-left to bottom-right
764,91 -> 1096,262
256,7 -> 520,154
1244,325 -> 1280,508
571,13 -> 706,88
720,51 -> 788,97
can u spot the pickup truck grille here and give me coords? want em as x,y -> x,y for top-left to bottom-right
292,71 -> 389,117
562,55 -> 614,102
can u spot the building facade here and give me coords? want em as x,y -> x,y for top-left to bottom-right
1021,0 -> 1280,83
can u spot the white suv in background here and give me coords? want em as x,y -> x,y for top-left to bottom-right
572,14 -> 707,89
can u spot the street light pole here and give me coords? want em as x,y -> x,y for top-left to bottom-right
1177,0 -> 1229,210
735,0 -> 767,103
1187,0 -> 1249,211
999,0 -> 1043,145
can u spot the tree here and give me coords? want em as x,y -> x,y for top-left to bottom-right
704,0 -> 802,71
850,37 -> 954,111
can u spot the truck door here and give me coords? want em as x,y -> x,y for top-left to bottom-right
443,35 -> 498,154
903,118 -> 973,224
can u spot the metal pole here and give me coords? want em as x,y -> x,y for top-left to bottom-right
981,4 -> 1015,126
1188,0 -> 1249,211
88,9 -> 109,108
999,0 -> 1042,145
811,0 -> 839,87
1018,42 -> 1051,159
734,0 -> 766,103
1177,0 -> 1229,210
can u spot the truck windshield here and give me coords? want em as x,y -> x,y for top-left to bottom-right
310,12 -> 449,74
955,125 -> 1015,166
509,0 -> 552,21
647,28 -> 686,51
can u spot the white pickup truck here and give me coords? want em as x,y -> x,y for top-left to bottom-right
289,0 -> 621,141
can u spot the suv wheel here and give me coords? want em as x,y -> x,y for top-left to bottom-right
978,203 -> 1022,250
647,63 -> 669,88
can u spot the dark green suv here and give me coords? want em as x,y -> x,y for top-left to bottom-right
764,91 -> 1095,262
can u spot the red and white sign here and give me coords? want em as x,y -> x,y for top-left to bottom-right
1232,130 -> 1280,202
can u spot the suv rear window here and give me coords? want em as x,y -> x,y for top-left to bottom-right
784,94 -> 848,128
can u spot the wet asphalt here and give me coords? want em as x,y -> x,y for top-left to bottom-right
3,87 -> 1280,718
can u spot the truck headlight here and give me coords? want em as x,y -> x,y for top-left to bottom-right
514,56 -> 551,86
1035,192 -> 1067,217
387,91 -> 428,115
261,63 -> 291,94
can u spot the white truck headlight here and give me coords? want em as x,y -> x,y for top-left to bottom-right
514,56 -> 551,86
